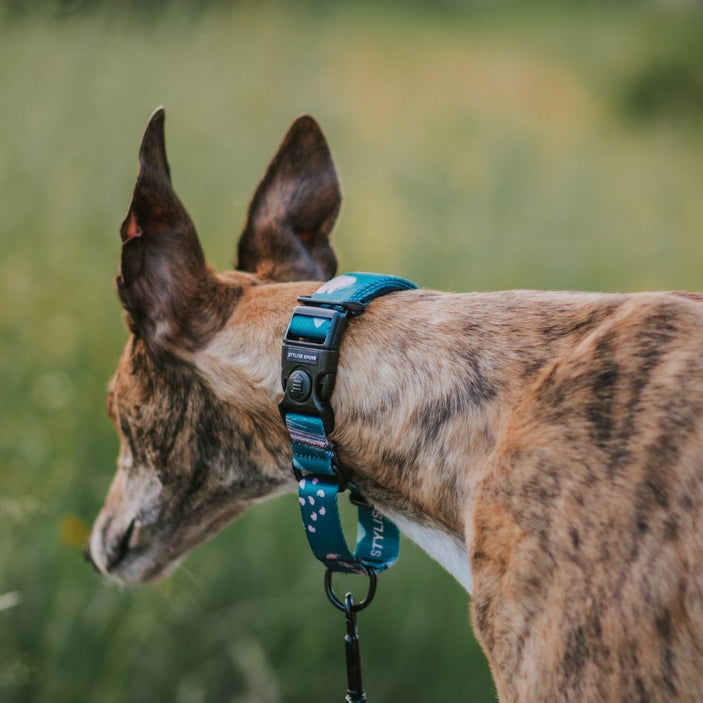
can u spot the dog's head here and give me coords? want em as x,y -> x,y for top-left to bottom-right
87,108 -> 341,583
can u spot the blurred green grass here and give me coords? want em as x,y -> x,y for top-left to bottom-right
1,2 -> 702,701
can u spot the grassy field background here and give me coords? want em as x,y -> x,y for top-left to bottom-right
1,2 -> 703,701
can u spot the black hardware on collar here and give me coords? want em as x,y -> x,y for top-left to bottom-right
279,304 -> 347,436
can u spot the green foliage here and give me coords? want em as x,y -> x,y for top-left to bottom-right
620,18 -> 703,125
1,3 -> 702,702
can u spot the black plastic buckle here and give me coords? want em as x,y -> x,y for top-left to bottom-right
279,305 -> 348,435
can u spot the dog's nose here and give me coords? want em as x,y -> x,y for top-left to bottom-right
104,518 -> 137,573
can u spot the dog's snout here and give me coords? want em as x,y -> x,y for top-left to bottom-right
104,518 -> 138,573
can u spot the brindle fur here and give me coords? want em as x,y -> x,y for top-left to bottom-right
89,108 -> 703,701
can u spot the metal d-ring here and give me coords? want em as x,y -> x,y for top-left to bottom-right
324,565 -> 377,612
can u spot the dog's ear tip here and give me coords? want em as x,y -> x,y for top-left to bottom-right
138,106 -> 171,180
147,105 -> 166,125
142,106 -> 166,144
291,113 -> 318,127
288,114 -> 325,138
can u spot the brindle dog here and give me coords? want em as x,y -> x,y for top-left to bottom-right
88,108 -> 703,702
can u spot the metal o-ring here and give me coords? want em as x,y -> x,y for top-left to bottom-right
324,565 -> 377,612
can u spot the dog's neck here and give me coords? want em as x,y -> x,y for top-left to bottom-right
195,279 -> 623,590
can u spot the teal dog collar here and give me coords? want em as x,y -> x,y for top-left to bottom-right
279,272 -> 417,575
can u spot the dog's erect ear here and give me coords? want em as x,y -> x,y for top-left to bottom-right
117,108 -> 238,354
236,115 -> 340,282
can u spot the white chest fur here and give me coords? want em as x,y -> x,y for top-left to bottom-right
385,511 -> 472,592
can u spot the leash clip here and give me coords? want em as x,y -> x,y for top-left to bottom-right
342,594 -> 367,703
324,567 -> 377,703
